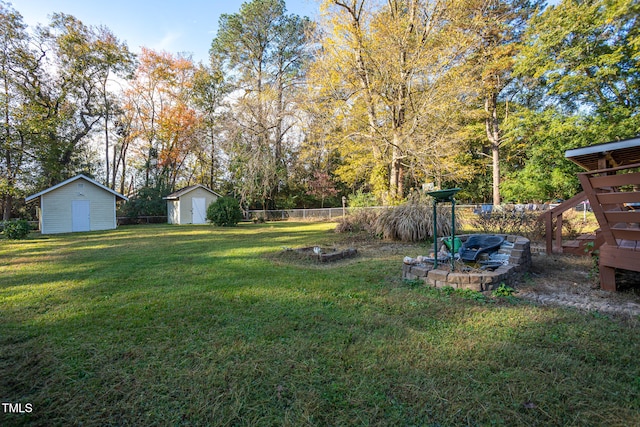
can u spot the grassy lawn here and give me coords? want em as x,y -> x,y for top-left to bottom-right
1,222 -> 639,426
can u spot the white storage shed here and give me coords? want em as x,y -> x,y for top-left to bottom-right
164,185 -> 221,225
25,175 -> 128,234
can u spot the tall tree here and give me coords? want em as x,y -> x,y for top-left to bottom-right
461,0 -> 544,206
190,63 -> 228,190
497,0 -> 640,202
94,27 -> 135,189
0,2 -> 33,219
24,13 -> 135,188
210,0 -> 312,208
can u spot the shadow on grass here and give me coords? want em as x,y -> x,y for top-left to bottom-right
1,223 -> 639,426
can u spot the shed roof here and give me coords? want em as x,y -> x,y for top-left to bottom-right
565,136 -> 640,171
25,174 -> 129,203
164,184 -> 222,200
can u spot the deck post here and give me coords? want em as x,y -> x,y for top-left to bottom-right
545,212 -> 553,254
555,213 -> 563,253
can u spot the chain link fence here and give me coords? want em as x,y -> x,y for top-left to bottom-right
247,203 -> 558,222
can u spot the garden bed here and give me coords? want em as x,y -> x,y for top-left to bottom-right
289,246 -> 358,263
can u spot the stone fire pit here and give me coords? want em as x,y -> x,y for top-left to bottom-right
402,234 -> 531,291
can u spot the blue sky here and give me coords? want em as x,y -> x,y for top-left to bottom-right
12,0 -> 320,63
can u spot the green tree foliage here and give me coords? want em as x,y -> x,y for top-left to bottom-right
30,14 -> 134,188
516,0 -> 640,138
0,2 -> 32,220
499,0 -> 640,202
95,28 -> 136,190
120,185 -> 168,218
459,0 -> 544,206
501,109 -> 587,202
190,64 -> 228,191
347,190 -> 379,208
206,196 -> 243,226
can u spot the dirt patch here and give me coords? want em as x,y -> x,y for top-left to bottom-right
391,236 -> 640,317
517,252 -> 640,317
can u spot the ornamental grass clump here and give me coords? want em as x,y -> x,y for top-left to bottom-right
373,193 -> 456,242
334,208 -> 380,234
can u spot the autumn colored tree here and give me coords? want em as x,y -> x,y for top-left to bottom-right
306,171 -> 339,207
309,0 -> 479,204
124,49 -> 201,192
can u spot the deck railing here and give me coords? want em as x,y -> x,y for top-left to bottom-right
540,191 -> 589,254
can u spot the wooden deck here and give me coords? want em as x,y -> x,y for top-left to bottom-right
578,163 -> 640,291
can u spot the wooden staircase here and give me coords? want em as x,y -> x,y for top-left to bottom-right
540,191 -> 599,255
578,163 -> 640,291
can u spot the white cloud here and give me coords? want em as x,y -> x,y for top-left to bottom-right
154,31 -> 182,51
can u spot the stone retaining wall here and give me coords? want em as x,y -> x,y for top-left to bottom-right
402,234 -> 532,292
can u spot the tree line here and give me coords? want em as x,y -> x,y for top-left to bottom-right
1,0 -> 638,220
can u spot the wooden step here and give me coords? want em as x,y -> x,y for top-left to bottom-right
577,233 -> 597,240
562,234 -> 597,256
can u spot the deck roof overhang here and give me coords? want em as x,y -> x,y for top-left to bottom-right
565,136 -> 640,171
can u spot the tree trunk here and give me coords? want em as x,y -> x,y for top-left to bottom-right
485,93 -> 501,206
389,133 -> 403,201
2,194 -> 12,221
492,142 -> 500,206
210,133 -> 216,190
103,77 -> 111,188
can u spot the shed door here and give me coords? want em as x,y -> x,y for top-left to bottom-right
192,198 -> 206,224
72,200 -> 91,232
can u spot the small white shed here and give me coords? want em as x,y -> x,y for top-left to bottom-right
25,174 -> 128,234
164,185 -> 221,225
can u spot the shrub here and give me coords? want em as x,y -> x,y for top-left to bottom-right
2,219 -> 31,240
469,210 -> 544,240
492,283 -> 516,297
336,192 -> 460,243
207,197 -> 242,226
